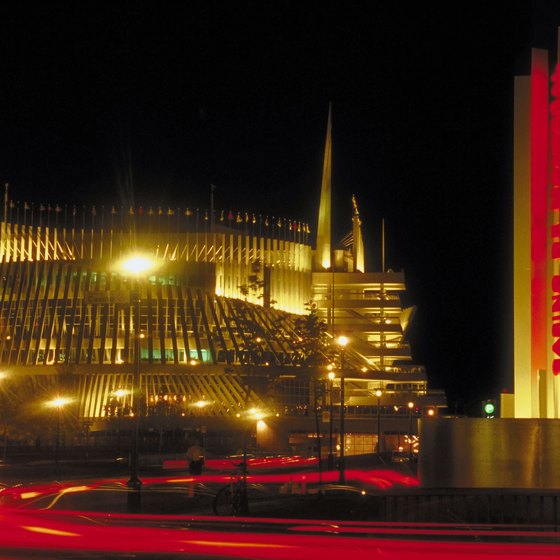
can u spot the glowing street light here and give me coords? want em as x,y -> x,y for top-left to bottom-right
408,401 -> 415,463
375,389 -> 383,456
47,396 -> 71,463
336,335 -> 348,484
236,407 -> 267,515
327,369 -> 335,470
119,255 -> 155,275
193,400 -> 211,441
48,397 -> 71,408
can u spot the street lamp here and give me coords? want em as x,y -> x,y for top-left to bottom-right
117,253 -> 156,508
375,389 -> 383,456
194,399 -> 210,443
327,368 -> 335,470
236,407 -> 266,515
408,401 -> 414,463
47,396 -> 71,464
336,335 -> 348,484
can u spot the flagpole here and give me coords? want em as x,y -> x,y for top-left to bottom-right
3,183 -> 8,227
381,218 -> 385,272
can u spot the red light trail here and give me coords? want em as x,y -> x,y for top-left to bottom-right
0,468 -> 558,558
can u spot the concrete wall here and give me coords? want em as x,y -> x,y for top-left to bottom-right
419,418 -> 560,489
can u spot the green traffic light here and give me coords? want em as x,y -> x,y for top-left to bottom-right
483,402 -> 495,415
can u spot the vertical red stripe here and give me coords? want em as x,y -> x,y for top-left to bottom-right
551,65 -> 560,375
531,50 -> 549,378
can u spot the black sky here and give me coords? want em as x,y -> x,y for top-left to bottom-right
1,2 -> 559,413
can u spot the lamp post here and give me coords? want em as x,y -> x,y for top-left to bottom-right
113,389 -> 128,455
327,369 -> 335,470
47,397 -> 70,464
375,389 -> 382,456
336,335 -> 348,484
194,399 -> 210,445
236,407 -> 265,515
118,254 -> 156,509
408,401 -> 414,463
128,287 -> 142,496
82,420 -> 92,462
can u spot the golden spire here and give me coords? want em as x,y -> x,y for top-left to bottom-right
314,103 -> 332,270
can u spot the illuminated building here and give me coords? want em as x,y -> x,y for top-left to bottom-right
0,113 -> 446,455
512,41 -> 560,418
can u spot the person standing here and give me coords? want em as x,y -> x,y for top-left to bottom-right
186,440 -> 204,475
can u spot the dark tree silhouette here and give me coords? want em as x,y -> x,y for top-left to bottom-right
293,301 -> 329,366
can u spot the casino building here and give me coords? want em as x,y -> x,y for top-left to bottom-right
0,112 -> 446,456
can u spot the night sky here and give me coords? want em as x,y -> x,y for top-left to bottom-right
2,2 -> 560,413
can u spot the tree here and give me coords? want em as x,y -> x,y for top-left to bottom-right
238,260 -> 276,307
293,301 -> 329,366
238,260 -> 265,300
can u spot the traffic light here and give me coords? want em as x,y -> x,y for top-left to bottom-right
482,399 -> 496,418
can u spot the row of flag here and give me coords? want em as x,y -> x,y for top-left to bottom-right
4,202 -> 311,236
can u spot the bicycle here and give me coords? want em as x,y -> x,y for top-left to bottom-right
212,459 -> 250,516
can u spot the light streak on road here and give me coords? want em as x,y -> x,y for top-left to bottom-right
0,467 -> 558,558
0,509 -> 558,558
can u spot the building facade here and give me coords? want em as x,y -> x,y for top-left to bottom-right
0,116 -> 446,456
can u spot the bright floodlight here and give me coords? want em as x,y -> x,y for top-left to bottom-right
48,397 -> 71,408
195,400 -> 210,408
121,255 -> 154,275
375,389 -> 382,398
336,335 -> 348,347
246,408 -> 265,420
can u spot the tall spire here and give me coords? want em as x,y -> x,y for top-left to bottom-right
351,194 -> 365,272
314,103 -> 332,270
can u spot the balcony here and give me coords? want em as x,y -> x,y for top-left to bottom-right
314,297 -> 401,311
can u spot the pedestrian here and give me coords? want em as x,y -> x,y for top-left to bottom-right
186,440 -> 204,475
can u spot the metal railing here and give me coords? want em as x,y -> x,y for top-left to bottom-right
376,489 -> 560,525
